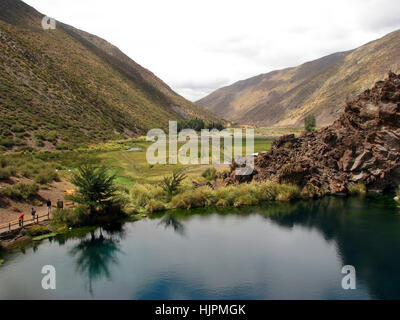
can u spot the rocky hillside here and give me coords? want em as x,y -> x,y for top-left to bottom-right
198,30 -> 400,127
225,73 -> 400,194
0,0 -> 220,151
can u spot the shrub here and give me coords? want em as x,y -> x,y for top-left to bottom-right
171,186 -> 215,209
25,225 -> 52,237
34,168 -> 60,184
36,140 -> 45,148
0,168 -> 13,181
254,181 -> 280,201
146,199 -> 166,213
201,168 -> 217,181
52,206 -> 90,227
161,170 -> 187,199
1,183 -> 40,201
177,119 -> 205,132
396,188 -> 400,206
214,185 -> 238,207
0,138 -> 14,149
206,122 -> 225,131
19,163 -> 42,178
305,114 -> 316,132
347,183 -> 367,196
131,184 -> 164,209
11,125 -> 25,133
275,184 -> 301,201
0,157 -> 8,168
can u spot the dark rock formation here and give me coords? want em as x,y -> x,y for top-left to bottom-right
225,72 -> 400,194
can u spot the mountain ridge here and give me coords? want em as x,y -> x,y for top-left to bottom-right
0,0 -> 220,151
197,29 -> 400,127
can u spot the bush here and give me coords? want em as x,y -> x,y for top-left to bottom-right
0,138 -> 14,149
170,181 -> 301,210
52,206 -> 90,227
177,119 -> 205,132
275,184 -> 301,201
25,225 -> 52,237
305,114 -> 316,132
201,168 -> 217,181
206,122 -> 225,131
34,168 -> 60,184
1,183 -> 40,201
19,163 -> 42,178
0,157 -> 8,168
146,199 -> 166,213
0,167 -> 13,181
347,183 -> 367,196
131,184 -> 164,209
171,186 -> 215,209
161,170 -> 187,199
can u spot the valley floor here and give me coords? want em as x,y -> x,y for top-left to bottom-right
0,129 -> 300,227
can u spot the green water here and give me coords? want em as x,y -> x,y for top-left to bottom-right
0,195 -> 399,300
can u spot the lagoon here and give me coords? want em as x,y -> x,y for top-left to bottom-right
0,195 -> 399,300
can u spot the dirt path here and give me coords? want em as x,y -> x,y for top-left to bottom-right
0,179 -> 74,225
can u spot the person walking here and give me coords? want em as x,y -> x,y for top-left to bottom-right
46,199 -> 52,215
31,207 -> 36,222
18,214 -> 24,227
57,199 -> 64,210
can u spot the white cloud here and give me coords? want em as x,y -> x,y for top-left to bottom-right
23,0 -> 400,101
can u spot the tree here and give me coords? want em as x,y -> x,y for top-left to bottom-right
305,114 -> 316,132
68,164 -> 118,214
160,169 -> 187,199
206,122 -> 225,131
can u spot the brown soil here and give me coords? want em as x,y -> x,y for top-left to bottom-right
0,178 -> 74,225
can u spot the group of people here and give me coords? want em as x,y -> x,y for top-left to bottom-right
17,199 -> 64,227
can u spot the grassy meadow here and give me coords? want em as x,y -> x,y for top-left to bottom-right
1,127 -> 314,227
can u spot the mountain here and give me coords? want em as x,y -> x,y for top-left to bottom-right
0,0 -> 220,151
197,30 -> 400,127
223,73 -> 400,194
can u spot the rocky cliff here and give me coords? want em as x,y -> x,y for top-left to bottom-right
226,73 -> 400,194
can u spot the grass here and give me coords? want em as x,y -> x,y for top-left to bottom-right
0,167 -> 15,180
32,232 -> 58,241
347,183 -> 367,196
95,137 -> 273,185
51,207 -> 90,227
0,154 -> 60,184
0,183 -> 40,201
129,181 -> 302,212
254,127 -> 307,137
201,168 -> 217,181
0,128 -> 303,217
25,225 -> 52,237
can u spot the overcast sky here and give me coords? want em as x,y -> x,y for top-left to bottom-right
24,0 -> 400,101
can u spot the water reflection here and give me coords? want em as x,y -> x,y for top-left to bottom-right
263,195 -> 400,299
158,213 -> 186,236
1,195 -> 399,299
68,226 -> 124,296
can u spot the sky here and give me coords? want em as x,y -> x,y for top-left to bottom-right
24,0 -> 400,101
